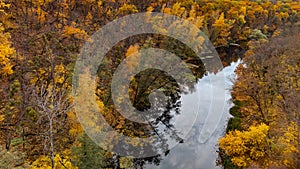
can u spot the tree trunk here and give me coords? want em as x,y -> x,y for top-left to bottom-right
49,118 -> 55,169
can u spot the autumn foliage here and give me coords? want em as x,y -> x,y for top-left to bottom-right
219,34 -> 300,168
0,0 -> 299,168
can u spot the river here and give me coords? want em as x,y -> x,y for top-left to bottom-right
145,60 -> 241,169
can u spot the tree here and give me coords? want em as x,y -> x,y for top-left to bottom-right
33,84 -> 72,169
72,134 -> 111,169
219,123 -> 270,168
30,150 -> 77,169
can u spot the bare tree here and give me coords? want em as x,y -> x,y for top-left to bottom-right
33,84 -> 72,169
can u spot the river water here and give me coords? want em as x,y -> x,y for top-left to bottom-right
145,60 -> 241,169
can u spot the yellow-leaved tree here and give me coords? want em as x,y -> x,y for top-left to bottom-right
30,150 -> 77,169
219,123 -> 270,168
0,1 -> 14,76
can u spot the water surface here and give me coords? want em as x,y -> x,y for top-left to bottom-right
145,60 -> 241,169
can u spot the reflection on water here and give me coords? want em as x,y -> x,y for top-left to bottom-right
145,60 -> 241,169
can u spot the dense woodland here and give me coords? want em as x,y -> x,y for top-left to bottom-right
0,0 -> 299,168
218,34 -> 300,168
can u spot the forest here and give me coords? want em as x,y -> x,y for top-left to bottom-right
0,0 -> 299,169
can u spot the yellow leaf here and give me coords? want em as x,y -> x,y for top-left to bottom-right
125,44 -> 139,58
0,115 -> 4,122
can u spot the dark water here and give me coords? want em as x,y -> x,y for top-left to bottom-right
144,60 -> 241,169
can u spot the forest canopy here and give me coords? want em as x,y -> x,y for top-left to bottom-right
0,0 -> 299,168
